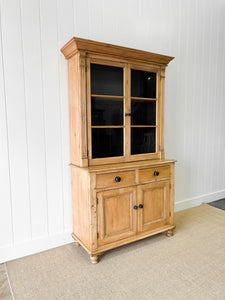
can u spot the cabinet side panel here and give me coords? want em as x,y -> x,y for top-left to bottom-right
71,167 -> 90,248
68,55 -> 82,166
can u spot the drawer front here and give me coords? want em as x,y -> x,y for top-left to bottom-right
139,166 -> 170,183
96,171 -> 135,189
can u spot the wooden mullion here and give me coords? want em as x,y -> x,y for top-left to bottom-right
126,64 -> 131,161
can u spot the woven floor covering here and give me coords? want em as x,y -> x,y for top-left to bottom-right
6,204 -> 225,300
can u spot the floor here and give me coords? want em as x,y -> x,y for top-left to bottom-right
5,204 -> 225,299
0,264 -> 13,300
0,199 -> 224,300
208,198 -> 225,210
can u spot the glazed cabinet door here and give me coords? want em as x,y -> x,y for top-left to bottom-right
137,180 -> 170,233
97,186 -> 137,246
87,59 -> 127,165
129,66 -> 159,161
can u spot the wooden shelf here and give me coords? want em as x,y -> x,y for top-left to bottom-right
131,97 -> 157,101
91,94 -> 124,99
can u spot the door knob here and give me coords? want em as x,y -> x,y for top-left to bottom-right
133,205 -> 138,210
139,204 -> 143,208
154,171 -> 159,176
115,176 -> 121,182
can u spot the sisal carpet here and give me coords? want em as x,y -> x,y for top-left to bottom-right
6,204 -> 225,300
0,264 -> 12,300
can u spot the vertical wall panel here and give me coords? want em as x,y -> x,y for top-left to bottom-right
1,0 -> 31,243
73,0 -> 89,38
101,1 -> 120,44
57,0 -> 74,231
39,0 -> 63,234
88,0 -> 104,40
0,8 -> 13,247
20,0 -> 48,239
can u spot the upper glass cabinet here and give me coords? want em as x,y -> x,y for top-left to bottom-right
61,37 -> 174,167
88,60 -> 160,164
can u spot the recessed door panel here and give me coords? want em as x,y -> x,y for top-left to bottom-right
97,187 -> 137,246
138,181 -> 170,233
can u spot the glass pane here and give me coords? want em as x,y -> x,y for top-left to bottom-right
91,97 -> 123,126
91,64 -> 123,96
92,128 -> 123,158
131,100 -> 156,125
131,70 -> 156,98
131,127 -> 156,155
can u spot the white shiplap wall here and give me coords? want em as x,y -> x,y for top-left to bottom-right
0,0 -> 225,263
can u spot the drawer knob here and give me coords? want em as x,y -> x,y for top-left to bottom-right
139,204 -> 143,209
115,176 -> 121,182
154,171 -> 159,176
133,205 -> 138,210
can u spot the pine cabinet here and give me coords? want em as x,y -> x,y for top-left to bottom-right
61,37 -> 176,263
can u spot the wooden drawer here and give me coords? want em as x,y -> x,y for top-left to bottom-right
139,166 -> 170,183
96,170 -> 135,189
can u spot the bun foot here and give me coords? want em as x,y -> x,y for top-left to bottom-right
90,254 -> 99,264
75,241 -> 80,247
166,229 -> 173,237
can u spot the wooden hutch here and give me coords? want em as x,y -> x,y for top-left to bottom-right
61,37 -> 175,264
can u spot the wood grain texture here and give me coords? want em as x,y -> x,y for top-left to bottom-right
139,165 -> 170,183
96,170 -> 136,189
83,159 -> 176,173
61,37 -> 174,64
70,160 -> 175,257
68,53 -> 88,167
97,186 -> 137,246
71,167 -> 90,248
137,180 -> 170,233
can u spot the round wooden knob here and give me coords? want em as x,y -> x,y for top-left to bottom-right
115,176 -> 121,182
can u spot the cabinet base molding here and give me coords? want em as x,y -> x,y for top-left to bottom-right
72,224 -> 176,263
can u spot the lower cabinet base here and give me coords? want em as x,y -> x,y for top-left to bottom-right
72,225 -> 175,264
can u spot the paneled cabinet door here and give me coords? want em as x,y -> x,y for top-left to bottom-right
97,187 -> 137,246
137,181 -> 170,233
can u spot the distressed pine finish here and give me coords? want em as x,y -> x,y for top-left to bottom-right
61,37 -> 175,263
61,37 -> 174,64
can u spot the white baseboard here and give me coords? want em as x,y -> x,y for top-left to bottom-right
175,189 -> 225,212
0,231 -> 74,264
